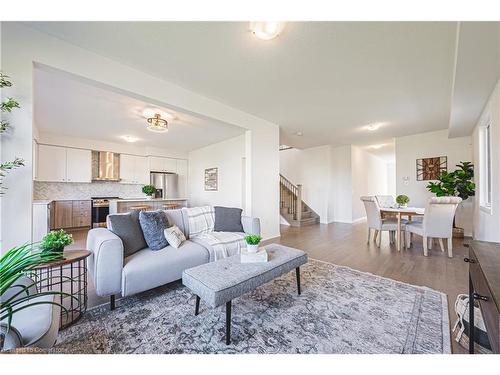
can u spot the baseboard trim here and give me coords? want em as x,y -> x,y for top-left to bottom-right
352,216 -> 367,224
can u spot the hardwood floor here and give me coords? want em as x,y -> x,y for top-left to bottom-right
68,221 -> 469,353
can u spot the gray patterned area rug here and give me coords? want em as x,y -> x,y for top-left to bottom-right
52,260 -> 451,354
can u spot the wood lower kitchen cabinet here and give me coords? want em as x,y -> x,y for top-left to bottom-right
72,200 -> 92,228
54,200 -> 91,230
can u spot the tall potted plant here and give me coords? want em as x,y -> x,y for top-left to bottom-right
0,244 -> 68,350
0,72 -> 66,351
0,72 -> 24,191
426,161 -> 475,236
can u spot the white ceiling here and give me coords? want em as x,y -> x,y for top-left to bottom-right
448,22 -> 500,137
27,22 -> 462,150
33,66 -> 244,151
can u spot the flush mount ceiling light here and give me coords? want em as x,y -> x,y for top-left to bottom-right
370,144 -> 384,149
366,124 -> 381,131
364,122 -> 386,131
147,113 -> 168,133
249,22 -> 285,40
295,131 -> 303,136
122,135 -> 140,143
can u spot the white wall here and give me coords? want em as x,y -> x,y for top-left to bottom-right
188,135 -> 245,209
387,162 -> 396,196
280,144 -> 390,224
280,146 -> 331,223
395,129 -> 472,207
1,23 -> 280,248
351,146 -> 389,222
329,145 -> 353,223
472,78 -> 500,242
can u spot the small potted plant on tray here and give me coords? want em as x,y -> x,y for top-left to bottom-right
40,229 -> 74,257
396,194 -> 410,208
244,234 -> 262,254
142,184 -> 156,199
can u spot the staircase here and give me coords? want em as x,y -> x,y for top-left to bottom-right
280,174 -> 320,227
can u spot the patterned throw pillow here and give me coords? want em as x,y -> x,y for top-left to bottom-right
163,225 -> 186,249
139,210 -> 169,251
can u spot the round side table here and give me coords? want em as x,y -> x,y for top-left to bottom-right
30,250 -> 91,329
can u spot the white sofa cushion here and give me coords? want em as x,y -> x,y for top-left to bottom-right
190,232 -> 246,261
121,240 -> 209,297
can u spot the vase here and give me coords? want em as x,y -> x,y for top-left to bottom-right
247,244 -> 259,253
146,196 -> 153,200
399,203 -> 408,208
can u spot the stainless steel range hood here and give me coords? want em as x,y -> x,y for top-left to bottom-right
91,151 -> 120,181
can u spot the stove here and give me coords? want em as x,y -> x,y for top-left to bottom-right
91,196 -> 120,228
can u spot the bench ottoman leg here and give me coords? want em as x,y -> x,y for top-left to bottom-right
226,301 -> 232,345
296,267 -> 301,295
195,295 -> 200,316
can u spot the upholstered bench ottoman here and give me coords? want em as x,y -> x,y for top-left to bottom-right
182,244 -> 308,345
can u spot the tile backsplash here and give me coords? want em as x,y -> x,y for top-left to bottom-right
34,181 -> 148,200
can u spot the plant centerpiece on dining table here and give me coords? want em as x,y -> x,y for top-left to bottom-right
244,234 -> 262,254
40,229 -> 73,257
396,194 -> 410,208
142,184 -> 156,199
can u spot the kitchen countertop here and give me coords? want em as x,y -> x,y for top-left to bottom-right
111,198 -> 188,203
33,200 -> 53,205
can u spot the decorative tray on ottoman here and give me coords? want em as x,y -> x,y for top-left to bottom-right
240,247 -> 268,263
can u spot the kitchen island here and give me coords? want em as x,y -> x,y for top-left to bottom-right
109,198 -> 188,214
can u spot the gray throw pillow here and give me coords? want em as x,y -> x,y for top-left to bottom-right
108,211 -> 147,257
139,210 -> 169,251
214,206 -> 244,232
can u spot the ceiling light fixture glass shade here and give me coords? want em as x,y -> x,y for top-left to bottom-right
250,22 -> 285,40
147,113 -> 168,133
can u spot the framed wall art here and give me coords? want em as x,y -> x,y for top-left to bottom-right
204,167 -> 218,191
416,156 -> 447,181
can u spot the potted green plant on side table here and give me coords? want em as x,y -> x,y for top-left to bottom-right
142,184 -> 156,200
40,229 -> 74,258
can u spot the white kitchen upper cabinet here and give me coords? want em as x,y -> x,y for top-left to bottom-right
136,156 -> 150,185
37,144 -> 67,182
66,148 -> 91,183
149,156 -> 165,172
120,154 -> 137,184
164,158 -> 177,173
148,156 -> 177,173
121,154 -> 149,184
176,159 -> 188,197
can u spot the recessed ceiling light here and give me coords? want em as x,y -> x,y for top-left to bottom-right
249,22 -> 285,40
366,123 -> 381,131
122,135 -> 140,143
370,144 -> 384,149
295,131 -> 303,136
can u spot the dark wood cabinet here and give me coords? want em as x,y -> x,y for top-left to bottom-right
467,241 -> 500,353
54,200 -> 91,229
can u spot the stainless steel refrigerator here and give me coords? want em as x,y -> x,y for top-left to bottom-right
150,172 -> 179,199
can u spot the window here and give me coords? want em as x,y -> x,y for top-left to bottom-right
480,116 -> 492,213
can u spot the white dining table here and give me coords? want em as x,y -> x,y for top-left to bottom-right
379,206 -> 425,251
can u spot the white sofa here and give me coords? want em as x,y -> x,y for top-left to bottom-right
86,208 -> 260,309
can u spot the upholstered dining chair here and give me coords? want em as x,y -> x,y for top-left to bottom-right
405,196 -> 462,257
360,196 -> 406,247
375,195 -> 395,208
